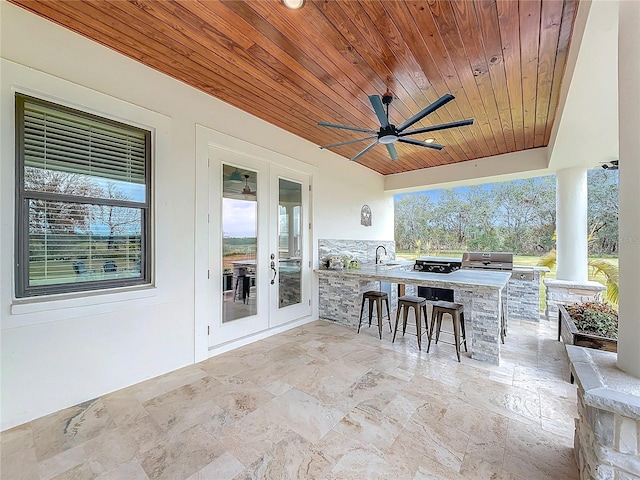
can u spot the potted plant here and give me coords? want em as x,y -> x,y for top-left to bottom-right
558,301 -> 618,352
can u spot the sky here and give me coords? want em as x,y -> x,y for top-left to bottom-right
223,198 -> 257,238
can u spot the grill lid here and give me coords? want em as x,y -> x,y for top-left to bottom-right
461,252 -> 513,271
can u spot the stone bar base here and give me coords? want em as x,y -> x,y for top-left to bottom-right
544,279 -> 606,321
508,269 -> 543,322
567,346 -> 640,480
318,275 -> 400,329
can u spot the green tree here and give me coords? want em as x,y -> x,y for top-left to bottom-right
494,177 -> 556,254
393,170 -> 618,258
394,194 -> 433,250
587,169 -> 618,255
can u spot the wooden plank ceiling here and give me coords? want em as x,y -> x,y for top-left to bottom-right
9,0 -> 579,175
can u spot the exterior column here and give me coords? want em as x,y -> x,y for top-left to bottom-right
544,168 -> 603,321
617,0 -> 640,378
556,167 -> 589,282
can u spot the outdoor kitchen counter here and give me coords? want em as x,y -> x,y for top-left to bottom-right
316,264 -> 511,365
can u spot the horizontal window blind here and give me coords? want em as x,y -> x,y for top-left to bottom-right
23,100 -> 147,184
27,199 -> 143,287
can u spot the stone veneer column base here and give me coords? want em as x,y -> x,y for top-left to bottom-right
544,279 -> 606,321
567,346 -> 640,480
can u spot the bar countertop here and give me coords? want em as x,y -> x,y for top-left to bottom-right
315,262 -> 511,290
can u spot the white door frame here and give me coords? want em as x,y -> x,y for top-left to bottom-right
194,125 -> 316,361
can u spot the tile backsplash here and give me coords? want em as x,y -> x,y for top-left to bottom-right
318,239 -> 395,266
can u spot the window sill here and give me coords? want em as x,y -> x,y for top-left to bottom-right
7,285 -> 160,328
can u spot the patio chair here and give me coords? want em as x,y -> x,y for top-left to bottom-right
72,261 -> 88,275
103,260 -> 117,273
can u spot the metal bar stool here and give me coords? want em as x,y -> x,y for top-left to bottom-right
392,295 -> 429,350
427,300 -> 467,361
357,291 -> 392,339
501,297 -> 507,344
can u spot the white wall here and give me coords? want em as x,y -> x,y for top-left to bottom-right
617,0 -> 640,378
0,2 -> 392,429
548,0 -> 619,171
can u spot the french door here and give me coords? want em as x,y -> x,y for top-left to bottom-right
208,146 -> 311,347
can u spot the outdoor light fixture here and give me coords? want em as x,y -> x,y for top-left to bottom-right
425,138 -> 436,144
281,0 -> 306,9
228,168 -> 243,183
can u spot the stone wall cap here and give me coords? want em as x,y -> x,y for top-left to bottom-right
567,345 -> 640,420
543,278 -> 606,289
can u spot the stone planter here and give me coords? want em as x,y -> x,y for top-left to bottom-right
558,303 -> 617,353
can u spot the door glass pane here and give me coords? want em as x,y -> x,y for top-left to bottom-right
278,178 -> 302,308
222,165 -> 257,322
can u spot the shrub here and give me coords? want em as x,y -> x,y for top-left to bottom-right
565,301 -> 619,339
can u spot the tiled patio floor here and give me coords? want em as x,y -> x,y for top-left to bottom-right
1,317 -> 579,479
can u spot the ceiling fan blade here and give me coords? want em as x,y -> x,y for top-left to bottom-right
396,94 -> 455,132
318,121 -> 377,134
319,135 -> 378,149
369,95 -> 389,127
398,138 -> 444,150
399,118 -> 474,137
386,143 -> 399,160
351,140 -> 379,162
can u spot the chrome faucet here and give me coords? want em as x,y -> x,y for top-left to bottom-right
375,245 -> 387,264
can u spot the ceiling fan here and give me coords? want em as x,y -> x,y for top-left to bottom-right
318,90 -> 473,162
242,174 -> 256,195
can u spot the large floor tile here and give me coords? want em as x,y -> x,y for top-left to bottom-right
1,318 -> 581,480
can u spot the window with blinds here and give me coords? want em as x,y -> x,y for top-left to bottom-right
15,94 -> 151,297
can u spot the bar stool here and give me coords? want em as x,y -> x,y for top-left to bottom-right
427,301 -> 467,362
357,291 -> 392,339
234,267 -> 252,304
392,295 -> 429,350
501,297 -> 507,344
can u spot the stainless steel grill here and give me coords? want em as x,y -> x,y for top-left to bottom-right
414,257 -> 462,273
461,252 -> 514,272
462,252 -> 512,343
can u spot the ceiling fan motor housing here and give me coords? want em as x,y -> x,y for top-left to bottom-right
318,91 -> 473,162
378,124 -> 398,144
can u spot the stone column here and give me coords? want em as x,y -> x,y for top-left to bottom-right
556,167 -> 589,282
617,0 -> 640,379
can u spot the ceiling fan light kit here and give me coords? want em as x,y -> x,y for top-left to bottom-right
319,91 -> 473,162
242,174 -> 256,195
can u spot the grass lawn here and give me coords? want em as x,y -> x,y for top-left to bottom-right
396,250 -> 618,310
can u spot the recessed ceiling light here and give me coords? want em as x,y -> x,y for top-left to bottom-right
425,138 -> 435,144
281,0 -> 306,9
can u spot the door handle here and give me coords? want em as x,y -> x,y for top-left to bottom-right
270,260 -> 277,285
